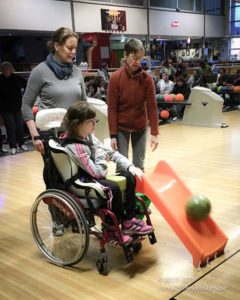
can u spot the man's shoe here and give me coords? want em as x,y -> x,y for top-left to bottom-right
19,145 -> 28,151
0,147 -> 8,153
11,148 -> 17,155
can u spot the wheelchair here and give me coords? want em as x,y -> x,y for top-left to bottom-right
30,107 -> 157,275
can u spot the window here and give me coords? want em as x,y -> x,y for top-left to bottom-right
178,0 -> 193,11
230,1 -> 240,35
112,0 -> 145,6
150,0 -> 177,9
204,0 -> 224,15
150,0 -> 204,12
195,0 -> 203,12
230,38 -> 240,60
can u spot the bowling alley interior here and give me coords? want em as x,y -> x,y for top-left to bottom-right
0,1 -> 240,299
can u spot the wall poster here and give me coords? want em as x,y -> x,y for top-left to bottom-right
101,9 -> 126,32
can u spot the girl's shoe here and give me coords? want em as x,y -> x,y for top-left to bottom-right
108,231 -> 132,246
122,217 -> 153,236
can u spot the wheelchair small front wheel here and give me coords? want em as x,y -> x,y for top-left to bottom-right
30,189 -> 89,266
96,254 -> 108,276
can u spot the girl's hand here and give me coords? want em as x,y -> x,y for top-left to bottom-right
128,166 -> 143,180
111,138 -> 118,150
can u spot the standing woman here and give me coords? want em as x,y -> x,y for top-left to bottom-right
0,61 -> 27,155
22,27 -> 87,154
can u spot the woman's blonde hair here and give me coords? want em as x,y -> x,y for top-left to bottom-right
47,27 -> 79,53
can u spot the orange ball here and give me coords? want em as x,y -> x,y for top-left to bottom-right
175,93 -> 184,102
160,109 -> 170,119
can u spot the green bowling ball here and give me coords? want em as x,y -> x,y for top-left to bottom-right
157,94 -> 164,101
186,194 -> 211,221
217,86 -> 222,93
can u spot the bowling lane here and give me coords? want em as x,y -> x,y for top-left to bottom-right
172,250 -> 240,300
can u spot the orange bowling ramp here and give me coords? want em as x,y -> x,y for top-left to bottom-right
136,161 -> 228,267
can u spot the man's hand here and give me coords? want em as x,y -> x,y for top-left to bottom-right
150,135 -> 159,152
111,138 -> 118,151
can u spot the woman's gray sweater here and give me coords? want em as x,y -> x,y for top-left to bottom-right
22,62 -> 87,121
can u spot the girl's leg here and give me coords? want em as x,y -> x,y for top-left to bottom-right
97,178 -> 124,222
118,170 -> 136,220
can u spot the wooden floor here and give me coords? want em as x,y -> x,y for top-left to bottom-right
0,110 -> 240,300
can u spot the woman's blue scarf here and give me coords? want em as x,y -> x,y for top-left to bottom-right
46,53 -> 73,80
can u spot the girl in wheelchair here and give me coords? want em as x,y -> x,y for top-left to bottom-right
61,101 -> 153,244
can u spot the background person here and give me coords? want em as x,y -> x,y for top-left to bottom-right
107,38 -> 159,171
157,72 -> 174,95
171,76 -> 191,119
0,61 -> 27,155
22,27 -> 87,154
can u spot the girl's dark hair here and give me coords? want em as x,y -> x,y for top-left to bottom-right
47,27 -> 79,53
62,102 -> 96,136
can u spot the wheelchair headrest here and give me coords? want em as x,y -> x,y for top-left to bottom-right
35,108 -> 67,130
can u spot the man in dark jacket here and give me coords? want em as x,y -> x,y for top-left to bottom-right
172,76 -> 191,119
0,61 -> 27,154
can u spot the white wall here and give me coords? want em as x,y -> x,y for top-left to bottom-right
149,10 -> 204,37
73,3 -> 147,35
0,1 -> 226,38
149,10 -> 226,38
0,0 -> 72,31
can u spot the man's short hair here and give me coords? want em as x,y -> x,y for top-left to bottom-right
124,38 -> 144,55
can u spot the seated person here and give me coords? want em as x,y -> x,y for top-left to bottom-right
188,69 -> 202,88
93,76 -> 107,101
84,76 -> 95,97
157,72 -> 174,95
171,76 -> 191,119
156,73 -> 174,111
215,68 -> 237,109
198,61 -> 213,87
175,58 -> 187,79
61,101 -> 153,244
160,59 -> 175,81
216,68 -> 233,88
97,62 -> 110,85
87,83 -> 102,100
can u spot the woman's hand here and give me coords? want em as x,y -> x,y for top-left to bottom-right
32,139 -> 45,154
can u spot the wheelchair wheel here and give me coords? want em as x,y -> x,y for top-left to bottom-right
30,189 -> 89,266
